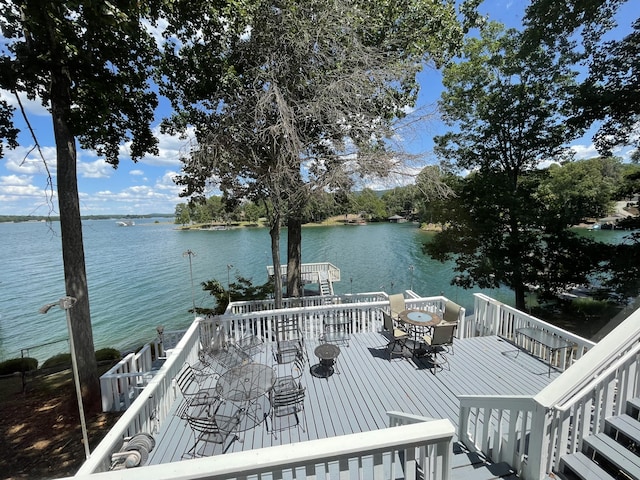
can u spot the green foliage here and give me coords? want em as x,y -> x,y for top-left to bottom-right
95,348 -> 121,363
435,22 -> 579,175
0,357 -> 38,376
0,1 -> 161,164
41,354 -> 72,371
196,275 -> 274,315
536,157 -> 622,225
162,0 -> 480,305
523,1 -> 639,155
600,232 -> 640,301
350,189 -> 388,221
174,203 -> 191,225
429,23 -> 600,309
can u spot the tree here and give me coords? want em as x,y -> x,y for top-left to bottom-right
175,203 -> 192,225
0,1 -> 159,410
351,189 -> 388,221
197,275 -> 274,316
523,1 -> 639,156
161,0 -> 480,305
425,170 -> 609,305
537,157 -> 622,225
429,23 -> 584,309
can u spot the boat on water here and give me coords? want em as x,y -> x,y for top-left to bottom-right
116,220 -> 135,227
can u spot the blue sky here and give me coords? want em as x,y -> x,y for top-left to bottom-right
0,0 -> 637,216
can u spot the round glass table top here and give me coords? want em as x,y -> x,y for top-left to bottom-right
399,309 -> 442,327
407,311 -> 432,323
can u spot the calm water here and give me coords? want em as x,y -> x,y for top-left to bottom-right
0,219 -> 629,362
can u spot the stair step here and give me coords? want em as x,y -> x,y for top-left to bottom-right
627,397 -> 640,420
583,432 -> 640,479
559,452 -> 616,480
606,413 -> 640,447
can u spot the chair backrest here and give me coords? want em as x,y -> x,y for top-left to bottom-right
382,311 -> 394,332
186,408 -> 241,435
272,386 -> 305,411
431,324 -> 456,347
291,353 -> 306,379
389,294 -> 405,319
176,365 -> 197,396
443,300 -> 462,324
276,316 -> 301,341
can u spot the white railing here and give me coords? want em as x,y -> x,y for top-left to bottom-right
266,262 -> 341,283
469,293 -> 594,365
99,293 -> 444,412
78,319 -> 202,475
68,420 -> 455,480
458,297 -> 640,480
218,294 -> 452,345
226,291 -> 389,314
99,345 -> 154,411
85,294 -> 456,475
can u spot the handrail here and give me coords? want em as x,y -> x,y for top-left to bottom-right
66,420 -> 455,480
86,295 -> 456,475
78,318 -> 202,475
459,296 -> 640,480
554,340 -> 640,412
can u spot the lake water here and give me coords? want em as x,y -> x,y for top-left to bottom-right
0,219 -> 629,362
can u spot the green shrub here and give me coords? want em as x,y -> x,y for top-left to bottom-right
0,357 -> 38,375
95,348 -> 121,363
41,353 -> 72,370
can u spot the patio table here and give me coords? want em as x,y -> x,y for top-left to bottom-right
216,363 -> 276,430
515,327 -> 575,377
399,310 -> 442,356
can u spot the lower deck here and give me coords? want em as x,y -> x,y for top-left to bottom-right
147,331 -> 558,466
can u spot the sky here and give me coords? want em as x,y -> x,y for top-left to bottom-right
0,0 -> 638,216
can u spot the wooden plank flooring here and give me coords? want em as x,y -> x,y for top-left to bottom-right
147,333 -> 559,465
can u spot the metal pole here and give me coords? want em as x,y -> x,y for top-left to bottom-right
227,264 -> 233,304
39,297 -> 90,459
63,298 -> 91,460
183,250 -> 197,316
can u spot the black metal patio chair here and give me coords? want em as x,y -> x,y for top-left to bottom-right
274,316 -> 305,364
181,404 -> 243,458
268,383 -> 306,439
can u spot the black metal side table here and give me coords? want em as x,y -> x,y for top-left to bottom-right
312,343 -> 341,378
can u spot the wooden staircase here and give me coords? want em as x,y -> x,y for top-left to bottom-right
558,397 -> 640,480
319,274 -> 333,296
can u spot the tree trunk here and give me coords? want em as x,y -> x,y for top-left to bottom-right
50,67 -> 100,412
514,283 -> 527,311
286,216 -> 302,298
269,214 -> 283,309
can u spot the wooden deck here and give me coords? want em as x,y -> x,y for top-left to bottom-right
148,332 -> 558,466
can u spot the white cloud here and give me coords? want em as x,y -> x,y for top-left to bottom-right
0,89 -> 50,117
2,144 -> 57,175
571,143 -> 599,160
130,169 -> 145,176
119,126 -> 190,168
570,142 -> 635,162
77,157 -> 113,179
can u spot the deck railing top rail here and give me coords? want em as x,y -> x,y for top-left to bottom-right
66,420 -> 455,480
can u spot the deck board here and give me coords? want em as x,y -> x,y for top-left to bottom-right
147,332 -> 559,465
